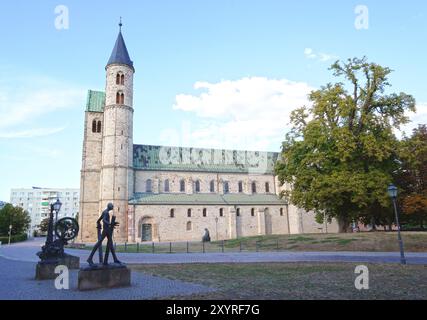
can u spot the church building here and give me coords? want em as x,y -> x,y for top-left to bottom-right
79,24 -> 338,243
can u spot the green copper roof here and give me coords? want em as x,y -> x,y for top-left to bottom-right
86,90 -> 105,112
133,145 -> 279,174
129,193 -> 287,205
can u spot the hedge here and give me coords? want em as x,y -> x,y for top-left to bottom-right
0,233 -> 28,244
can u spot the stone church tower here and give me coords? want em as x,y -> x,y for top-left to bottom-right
79,23 -> 134,242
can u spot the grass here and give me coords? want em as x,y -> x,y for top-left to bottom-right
69,231 -> 427,253
130,262 -> 427,300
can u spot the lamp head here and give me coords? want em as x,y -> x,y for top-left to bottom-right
53,198 -> 62,212
387,184 -> 398,199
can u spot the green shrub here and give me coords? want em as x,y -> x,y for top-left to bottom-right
0,233 -> 28,244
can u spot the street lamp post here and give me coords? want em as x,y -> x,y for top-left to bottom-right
47,198 -> 62,244
8,225 -> 12,245
387,184 -> 406,265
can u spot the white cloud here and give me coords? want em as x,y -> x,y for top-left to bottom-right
400,102 -> 427,136
171,77 -> 314,151
304,48 -> 339,62
0,127 -> 66,138
0,74 -> 85,130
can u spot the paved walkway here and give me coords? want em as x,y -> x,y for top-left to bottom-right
1,238 -> 427,265
0,256 -> 214,300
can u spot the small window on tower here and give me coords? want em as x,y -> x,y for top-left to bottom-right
121,74 -> 125,85
97,121 -> 102,133
120,93 -> 125,104
116,74 -> 120,85
116,92 -> 120,104
92,120 -> 97,133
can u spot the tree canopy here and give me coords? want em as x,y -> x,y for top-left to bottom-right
396,125 -> 427,229
275,57 -> 416,232
0,204 -> 31,236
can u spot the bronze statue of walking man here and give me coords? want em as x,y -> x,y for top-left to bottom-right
87,203 -> 122,266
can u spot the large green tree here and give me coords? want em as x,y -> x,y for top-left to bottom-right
396,125 -> 427,229
0,204 -> 31,236
275,57 -> 416,232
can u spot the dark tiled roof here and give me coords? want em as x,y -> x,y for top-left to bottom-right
107,31 -> 133,69
133,144 -> 280,174
129,193 -> 287,205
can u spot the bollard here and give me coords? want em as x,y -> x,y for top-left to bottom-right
222,240 -> 225,253
202,241 -> 205,253
276,239 -> 279,251
169,242 -> 172,254
152,242 -> 155,253
187,241 -> 189,253
256,241 -> 259,252
125,242 -> 127,252
239,241 -> 242,252
137,242 -> 139,253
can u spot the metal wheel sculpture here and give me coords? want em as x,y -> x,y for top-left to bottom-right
54,217 -> 79,241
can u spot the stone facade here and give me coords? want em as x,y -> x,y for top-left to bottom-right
79,28 -> 338,243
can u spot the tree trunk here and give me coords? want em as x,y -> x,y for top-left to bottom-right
337,216 -> 349,233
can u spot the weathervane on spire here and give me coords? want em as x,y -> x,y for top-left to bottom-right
119,17 -> 123,31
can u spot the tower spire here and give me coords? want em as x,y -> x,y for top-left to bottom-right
106,18 -> 134,70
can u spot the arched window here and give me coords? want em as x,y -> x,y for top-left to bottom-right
251,182 -> 257,194
146,179 -> 152,193
210,180 -> 215,193
187,209 -> 192,217
170,209 -> 174,218
92,120 -> 97,133
195,180 -> 201,193
251,208 -> 255,217
97,121 -> 102,133
116,73 -> 120,85
223,181 -> 229,194
164,179 -> 170,192
265,182 -> 270,193
186,221 -> 192,231
280,208 -> 284,216
203,208 -> 207,217
236,208 -> 240,217
120,74 -> 125,85
238,181 -> 243,193
116,92 -> 124,104
180,179 -> 185,192
219,208 -> 224,217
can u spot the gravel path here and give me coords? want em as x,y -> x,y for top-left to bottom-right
1,238 -> 427,265
0,256 -> 214,300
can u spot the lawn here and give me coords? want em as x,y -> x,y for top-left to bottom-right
71,231 -> 427,253
130,262 -> 427,300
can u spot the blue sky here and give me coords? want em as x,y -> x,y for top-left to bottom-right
0,0 -> 426,201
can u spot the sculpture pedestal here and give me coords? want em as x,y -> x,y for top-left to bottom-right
35,254 -> 80,280
78,264 -> 131,291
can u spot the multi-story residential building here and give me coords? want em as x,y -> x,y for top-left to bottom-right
9,187 -> 80,235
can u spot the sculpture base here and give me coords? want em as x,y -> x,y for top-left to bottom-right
35,254 -> 80,280
78,264 -> 131,291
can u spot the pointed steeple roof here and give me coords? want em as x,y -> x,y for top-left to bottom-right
106,19 -> 134,70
